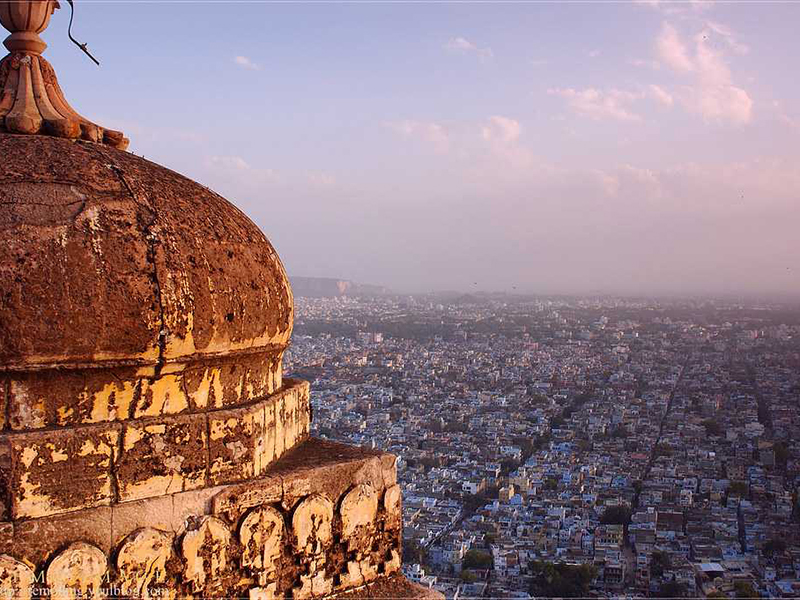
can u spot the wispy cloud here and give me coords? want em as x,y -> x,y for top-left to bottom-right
636,0 -> 714,16
649,84 -> 674,106
706,21 -> 750,55
656,21 -> 753,124
234,55 -> 260,71
385,119 -> 450,153
481,116 -> 521,144
657,23 -> 694,72
208,155 -> 251,171
588,49 -> 601,58
548,88 -> 645,122
628,57 -> 661,70
443,36 -> 494,63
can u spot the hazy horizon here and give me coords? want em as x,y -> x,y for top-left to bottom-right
290,274 -> 800,303
51,1 -> 800,298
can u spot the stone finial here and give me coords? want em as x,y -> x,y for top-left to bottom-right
0,0 -> 128,148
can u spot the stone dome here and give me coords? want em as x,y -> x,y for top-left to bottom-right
0,133 -> 293,372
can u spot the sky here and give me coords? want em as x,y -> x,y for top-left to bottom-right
40,0 -> 800,297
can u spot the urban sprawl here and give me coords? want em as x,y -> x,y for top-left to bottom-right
285,295 -> 800,599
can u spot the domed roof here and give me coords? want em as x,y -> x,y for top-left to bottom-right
0,134 -> 293,371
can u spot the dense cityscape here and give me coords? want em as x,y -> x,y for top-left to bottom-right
285,293 -> 800,599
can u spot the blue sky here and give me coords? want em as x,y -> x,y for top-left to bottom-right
40,1 -> 800,296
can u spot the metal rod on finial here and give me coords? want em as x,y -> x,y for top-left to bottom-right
66,0 -> 99,66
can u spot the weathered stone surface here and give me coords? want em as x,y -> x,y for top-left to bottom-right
7,424 -> 118,518
6,367 -> 139,430
212,475 -> 283,522
183,353 -> 281,412
181,516 -> 231,591
0,135 -> 293,371
383,484 -> 402,527
46,542 -> 107,600
340,484 -> 378,540
4,354 -> 283,431
0,554 -> 34,600
339,561 -> 364,589
171,485 -> 228,535
248,583 -> 278,600
380,454 -> 398,488
280,451 -> 383,512
116,528 -> 173,599
274,380 -> 311,457
0,444 -> 10,522
331,574 -> 444,599
292,494 -> 333,557
206,380 -> 310,486
0,379 -> 6,433
0,438 -> 405,599
209,403 -> 266,486
239,505 -> 284,584
292,570 -> 333,600
111,495 -> 173,547
0,506 -> 112,566
116,414 -> 206,502
0,378 -> 311,519
384,550 -> 401,575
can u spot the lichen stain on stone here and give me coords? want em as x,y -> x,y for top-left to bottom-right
117,418 -> 206,503
89,379 -> 137,423
8,380 -> 45,429
134,374 -> 189,418
11,427 -> 117,519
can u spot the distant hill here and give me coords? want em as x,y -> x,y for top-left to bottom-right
291,277 -> 390,298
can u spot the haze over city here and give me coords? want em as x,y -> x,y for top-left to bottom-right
53,1 -> 800,297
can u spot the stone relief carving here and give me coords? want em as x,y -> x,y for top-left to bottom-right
116,528 -> 174,599
1,481 -> 401,600
239,505 -> 285,584
340,484 -> 378,540
0,555 -> 35,600
46,542 -> 107,600
181,516 -> 231,591
291,494 -> 333,557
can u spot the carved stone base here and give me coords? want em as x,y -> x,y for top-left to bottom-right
0,439 -> 407,599
0,52 -> 127,149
